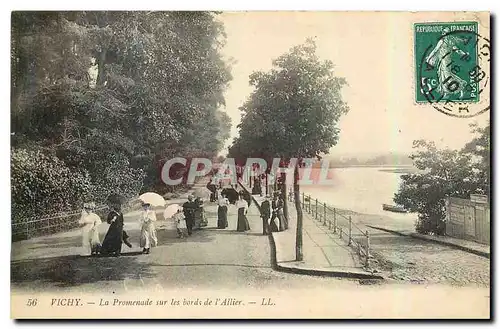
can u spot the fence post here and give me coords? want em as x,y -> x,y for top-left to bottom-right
333,208 -> 337,233
348,216 -> 352,246
315,199 -> 318,221
308,196 -> 311,213
323,203 -> 327,226
365,230 -> 371,268
339,227 -> 343,240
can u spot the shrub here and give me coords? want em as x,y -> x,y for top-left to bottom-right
11,147 -> 93,225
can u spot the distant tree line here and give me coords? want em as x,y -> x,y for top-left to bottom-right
323,153 -> 414,167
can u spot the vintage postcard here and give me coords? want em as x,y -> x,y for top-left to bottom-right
10,11 -> 490,319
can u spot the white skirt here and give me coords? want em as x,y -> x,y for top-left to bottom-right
176,219 -> 187,230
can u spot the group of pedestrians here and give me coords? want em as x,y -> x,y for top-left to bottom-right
77,175 -> 289,257
78,200 -> 156,257
209,179 -> 252,232
259,192 -> 288,235
208,176 -> 290,236
180,194 -> 207,237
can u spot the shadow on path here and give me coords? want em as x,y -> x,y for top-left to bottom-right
149,262 -> 269,269
27,236 -> 82,250
11,252 -> 155,288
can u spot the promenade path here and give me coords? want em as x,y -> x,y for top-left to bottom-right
11,181 -> 359,294
10,180 -> 490,318
239,187 -> 371,277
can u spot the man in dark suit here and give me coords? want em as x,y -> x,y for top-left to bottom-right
182,195 -> 198,236
207,179 -> 217,202
260,195 -> 271,235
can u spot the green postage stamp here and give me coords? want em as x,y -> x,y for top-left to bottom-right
414,21 -> 489,117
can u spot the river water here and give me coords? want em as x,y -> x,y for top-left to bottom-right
298,167 -> 418,220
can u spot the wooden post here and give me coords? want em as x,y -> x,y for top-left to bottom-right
323,203 -> 327,226
265,173 -> 268,196
315,199 -> 318,221
339,227 -> 343,239
302,193 -> 305,209
365,230 -> 371,268
348,216 -> 352,246
333,208 -> 337,233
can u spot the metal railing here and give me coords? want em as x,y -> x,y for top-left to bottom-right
299,192 -> 372,269
11,200 -> 138,242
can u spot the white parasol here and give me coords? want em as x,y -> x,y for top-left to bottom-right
163,204 -> 182,219
139,192 -> 166,207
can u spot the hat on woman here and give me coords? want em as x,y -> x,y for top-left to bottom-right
83,202 -> 95,210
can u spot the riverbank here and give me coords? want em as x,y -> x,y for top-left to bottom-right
286,197 -> 489,287
333,206 -> 416,232
378,168 -> 420,174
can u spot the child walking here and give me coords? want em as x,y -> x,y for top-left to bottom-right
173,208 -> 188,239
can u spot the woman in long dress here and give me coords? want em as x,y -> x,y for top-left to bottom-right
78,203 -> 102,256
236,196 -> 251,232
100,203 -> 125,257
276,195 -> 288,231
217,194 -> 229,229
269,195 -> 280,232
139,203 -> 158,254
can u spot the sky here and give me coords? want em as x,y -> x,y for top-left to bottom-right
217,12 -> 490,156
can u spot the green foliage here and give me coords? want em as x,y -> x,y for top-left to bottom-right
228,39 -> 349,261
11,148 -> 93,223
229,39 -> 349,164
394,122 -> 490,235
11,11 -> 233,232
462,123 -> 490,197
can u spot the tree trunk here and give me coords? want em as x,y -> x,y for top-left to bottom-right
281,172 -> 289,226
265,173 -> 268,196
96,49 -> 107,86
294,165 -> 303,261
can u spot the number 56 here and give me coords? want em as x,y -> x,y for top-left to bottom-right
26,298 -> 38,307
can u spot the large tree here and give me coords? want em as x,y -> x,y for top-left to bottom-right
394,122 -> 490,235
11,11 -> 233,223
229,39 -> 349,260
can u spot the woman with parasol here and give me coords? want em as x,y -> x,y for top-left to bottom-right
137,192 -> 165,253
139,203 -> 158,254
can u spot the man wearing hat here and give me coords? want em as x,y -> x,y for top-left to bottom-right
260,195 -> 271,235
182,195 -> 198,236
